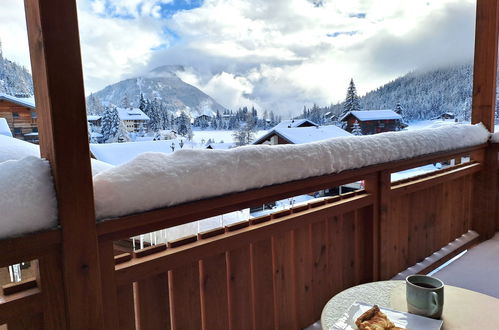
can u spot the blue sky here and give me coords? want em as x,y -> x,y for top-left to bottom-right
0,0 -> 477,115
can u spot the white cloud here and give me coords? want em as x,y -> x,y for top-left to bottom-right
0,0 -> 478,116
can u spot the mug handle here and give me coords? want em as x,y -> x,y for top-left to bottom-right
428,291 -> 439,316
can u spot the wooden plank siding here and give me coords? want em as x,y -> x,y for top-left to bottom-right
0,100 -> 37,141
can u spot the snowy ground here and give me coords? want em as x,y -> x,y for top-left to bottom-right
190,129 -> 267,144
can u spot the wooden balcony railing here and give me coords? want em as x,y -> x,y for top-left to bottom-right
0,142 -> 496,329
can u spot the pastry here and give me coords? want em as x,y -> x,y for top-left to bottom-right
355,305 -> 407,330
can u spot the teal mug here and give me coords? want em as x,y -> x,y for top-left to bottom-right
406,275 -> 444,319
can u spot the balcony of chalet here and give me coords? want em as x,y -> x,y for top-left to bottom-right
0,1 -> 498,330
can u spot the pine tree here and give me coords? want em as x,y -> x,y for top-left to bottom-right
138,93 -> 147,112
121,95 -> 131,108
148,99 -> 162,132
343,78 -> 361,115
176,111 -> 192,139
100,106 -> 120,143
233,112 -> 256,146
351,120 -> 362,136
116,121 -> 131,142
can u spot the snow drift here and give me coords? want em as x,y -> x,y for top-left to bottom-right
0,157 -> 57,239
93,123 -> 490,220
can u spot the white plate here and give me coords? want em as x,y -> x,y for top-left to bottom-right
330,301 -> 443,330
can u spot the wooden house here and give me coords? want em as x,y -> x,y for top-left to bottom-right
253,124 -> 351,145
0,93 -> 37,142
0,1 -> 497,330
340,110 -> 403,135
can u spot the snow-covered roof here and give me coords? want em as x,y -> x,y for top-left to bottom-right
341,110 -> 402,121
87,115 -> 102,121
0,118 -> 12,137
0,93 -> 36,109
273,119 -> 318,129
254,125 -> 352,145
90,139 -> 199,165
116,107 -> 149,121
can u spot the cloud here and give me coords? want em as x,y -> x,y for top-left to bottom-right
0,0 -> 478,117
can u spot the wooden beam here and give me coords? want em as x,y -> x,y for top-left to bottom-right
23,0 -> 104,329
472,0 -> 499,131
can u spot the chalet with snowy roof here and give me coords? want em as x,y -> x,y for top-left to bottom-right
253,124 -> 352,145
87,115 -> 102,127
0,93 -> 38,142
116,107 -> 149,133
273,118 -> 318,129
340,110 -> 403,135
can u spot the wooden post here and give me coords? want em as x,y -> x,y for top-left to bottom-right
23,0 -> 104,329
471,0 -> 499,132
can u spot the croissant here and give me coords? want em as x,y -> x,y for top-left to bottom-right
355,305 -> 407,330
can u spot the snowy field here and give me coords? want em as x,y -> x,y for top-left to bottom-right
190,129 -> 267,144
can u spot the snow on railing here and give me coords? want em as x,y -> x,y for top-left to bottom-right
0,123 -> 492,238
491,131 -> 499,143
93,123 -> 490,220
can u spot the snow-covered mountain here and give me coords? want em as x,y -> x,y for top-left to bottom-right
0,44 -> 33,96
359,63 -> 475,121
90,65 -> 227,117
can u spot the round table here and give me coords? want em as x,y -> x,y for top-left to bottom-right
321,280 -> 499,329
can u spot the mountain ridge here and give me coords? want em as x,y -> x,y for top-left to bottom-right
89,66 -> 227,117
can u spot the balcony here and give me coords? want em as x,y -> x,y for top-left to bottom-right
0,1 -> 498,330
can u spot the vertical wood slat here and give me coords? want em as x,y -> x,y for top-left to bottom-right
327,215 -> 343,296
310,220 -> 329,318
99,241 -> 120,330
23,1 -> 103,329
37,250 -> 67,329
472,0 -> 499,131
200,253 -> 229,330
355,206 -> 373,284
272,232 -> 298,329
169,262 -> 202,330
135,273 -> 170,330
6,314 -> 43,330
227,247 -> 253,330
117,284 -> 135,330
472,146 -> 498,239
250,239 -> 275,330
341,212 -> 356,289
294,225 -> 314,328
377,171 -> 393,280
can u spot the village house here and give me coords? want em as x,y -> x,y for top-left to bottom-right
340,109 -> 403,135
0,93 -> 38,142
253,122 -> 351,145
116,107 -> 149,133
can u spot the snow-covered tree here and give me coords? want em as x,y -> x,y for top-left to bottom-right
100,106 -> 120,143
121,95 -> 131,108
87,93 -> 104,115
351,120 -> 362,136
343,78 -> 361,115
233,113 -> 256,146
147,99 -> 162,132
116,121 -> 131,142
176,111 -> 192,139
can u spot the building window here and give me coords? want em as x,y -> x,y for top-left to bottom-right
31,111 -> 37,119
32,127 -> 38,133
14,128 -> 22,135
12,112 -> 19,118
